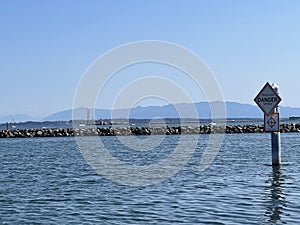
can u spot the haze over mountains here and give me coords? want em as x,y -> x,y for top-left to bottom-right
45,101 -> 256,121
1,101 -> 300,123
0,114 -> 38,124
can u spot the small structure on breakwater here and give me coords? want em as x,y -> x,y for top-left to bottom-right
1,124 -> 300,138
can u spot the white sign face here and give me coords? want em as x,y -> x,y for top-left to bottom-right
254,82 -> 281,115
264,113 -> 280,132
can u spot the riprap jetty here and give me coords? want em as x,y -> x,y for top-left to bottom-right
1,123 -> 300,138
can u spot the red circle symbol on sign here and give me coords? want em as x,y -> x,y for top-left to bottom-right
267,117 -> 276,128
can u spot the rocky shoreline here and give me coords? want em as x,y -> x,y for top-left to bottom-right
0,124 -> 300,138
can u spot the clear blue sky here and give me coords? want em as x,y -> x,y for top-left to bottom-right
1,0 -> 300,118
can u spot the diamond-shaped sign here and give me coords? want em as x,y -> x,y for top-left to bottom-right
267,117 -> 276,128
254,82 -> 281,115
264,113 -> 280,132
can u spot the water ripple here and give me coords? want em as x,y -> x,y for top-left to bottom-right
1,134 -> 300,224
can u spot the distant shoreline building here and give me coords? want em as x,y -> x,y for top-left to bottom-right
289,116 -> 300,120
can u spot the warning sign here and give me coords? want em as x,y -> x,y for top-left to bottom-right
254,82 -> 281,115
264,113 -> 280,132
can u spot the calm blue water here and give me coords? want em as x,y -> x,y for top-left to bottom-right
1,133 -> 300,224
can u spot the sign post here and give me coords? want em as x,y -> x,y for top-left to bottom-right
254,82 -> 282,166
270,84 -> 281,165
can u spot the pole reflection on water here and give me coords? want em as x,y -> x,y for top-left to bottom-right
263,165 -> 287,223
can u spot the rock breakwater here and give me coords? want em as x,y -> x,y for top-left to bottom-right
1,124 -> 300,138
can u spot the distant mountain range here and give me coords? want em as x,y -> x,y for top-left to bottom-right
1,101 -> 300,123
43,101 -> 300,122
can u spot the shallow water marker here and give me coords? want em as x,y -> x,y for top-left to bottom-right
264,113 -> 280,132
254,82 -> 282,166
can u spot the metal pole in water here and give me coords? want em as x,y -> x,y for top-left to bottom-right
271,83 -> 281,165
